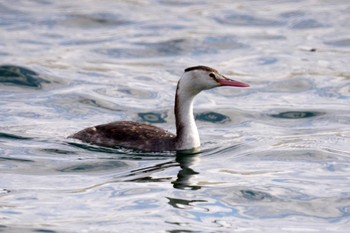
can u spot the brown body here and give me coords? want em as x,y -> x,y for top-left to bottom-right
69,121 -> 176,151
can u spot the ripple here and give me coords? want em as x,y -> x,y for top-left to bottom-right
267,78 -> 314,93
0,156 -> 34,163
280,10 -> 305,18
203,36 -> 247,50
59,160 -> 128,173
0,65 -> 50,89
324,38 -> 350,47
270,111 -> 324,119
290,19 -> 325,29
215,13 -> 283,27
0,132 -> 32,140
338,84 -> 350,97
215,186 -> 350,219
33,229 -> 57,233
77,97 -> 118,111
40,148 -> 77,155
99,36 -> 247,59
98,47 -> 155,59
98,39 -> 196,59
240,189 -> 277,201
62,13 -> 133,28
67,142 -> 125,154
118,87 -> 158,99
167,197 -> 207,209
195,112 -> 230,123
257,56 -> 278,65
138,112 -> 167,123
67,141 -> 175,158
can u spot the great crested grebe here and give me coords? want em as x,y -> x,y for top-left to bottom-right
69,66 -> 249,152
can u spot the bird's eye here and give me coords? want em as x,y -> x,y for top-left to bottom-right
209,73 -> 216,78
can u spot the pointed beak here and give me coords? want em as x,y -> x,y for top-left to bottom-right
218,78 -> 250,87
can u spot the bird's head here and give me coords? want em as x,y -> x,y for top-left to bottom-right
178,65 -> 249,95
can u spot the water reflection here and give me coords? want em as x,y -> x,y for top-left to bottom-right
67,136 -> 212,191
167,197 -> 206,209
117,151 -> 202,190
126,161 -> 176,183
172,153 -> 201,190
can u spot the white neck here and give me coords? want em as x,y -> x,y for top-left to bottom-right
174,81 -> 201,151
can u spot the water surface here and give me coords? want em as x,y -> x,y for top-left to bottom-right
1,0 -> 350,232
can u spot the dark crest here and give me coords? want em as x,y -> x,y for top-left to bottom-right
184,65 -> 218,73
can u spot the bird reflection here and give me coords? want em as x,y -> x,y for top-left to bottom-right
121,151 -> 202,190
172,152 -> 201,190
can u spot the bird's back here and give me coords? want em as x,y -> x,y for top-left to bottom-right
69,121 -> 176,152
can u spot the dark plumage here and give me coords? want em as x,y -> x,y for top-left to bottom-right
69,121 -> 176,151
184,65 -> 218,73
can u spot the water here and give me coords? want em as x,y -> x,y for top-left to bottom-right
1,0 -> 350,232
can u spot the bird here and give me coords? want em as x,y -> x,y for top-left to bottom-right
69,65 -> 249,152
